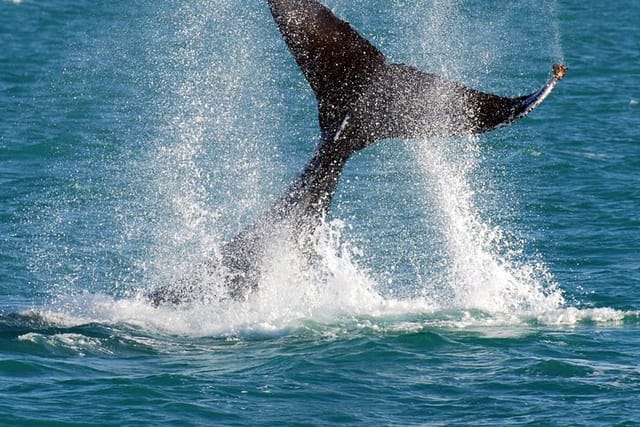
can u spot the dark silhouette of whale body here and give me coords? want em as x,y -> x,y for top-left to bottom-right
148,0 -> 567,305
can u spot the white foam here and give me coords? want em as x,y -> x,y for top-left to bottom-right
32,291 -> 638,340
18,332 -> 113,356
31,216 -> 629,339
536,307 -> 633,326
29,211 -> 631,338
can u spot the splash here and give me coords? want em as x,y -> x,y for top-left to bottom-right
138,1 -> 286,288
411,137 -> 565,313
32,0 -> 575,336
30,291 -> 638,339
397,0 -> 566,314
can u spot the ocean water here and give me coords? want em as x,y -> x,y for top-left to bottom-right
1,0 -> 639,425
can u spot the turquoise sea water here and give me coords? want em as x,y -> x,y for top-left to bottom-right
1,0 -> 639,425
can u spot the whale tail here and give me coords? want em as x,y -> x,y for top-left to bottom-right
147,1 -> 567,305
268,0 -> 567,153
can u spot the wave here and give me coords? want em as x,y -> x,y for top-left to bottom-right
6,294 -> 637,343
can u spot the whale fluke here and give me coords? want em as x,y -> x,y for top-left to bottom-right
147,0 -> 567,305
269,0 -> 566,148
268,0 -> 386,140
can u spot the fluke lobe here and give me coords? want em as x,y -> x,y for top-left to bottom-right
148,0 -> 567,305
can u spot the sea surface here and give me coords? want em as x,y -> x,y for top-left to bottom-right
1,0 -> 639,425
